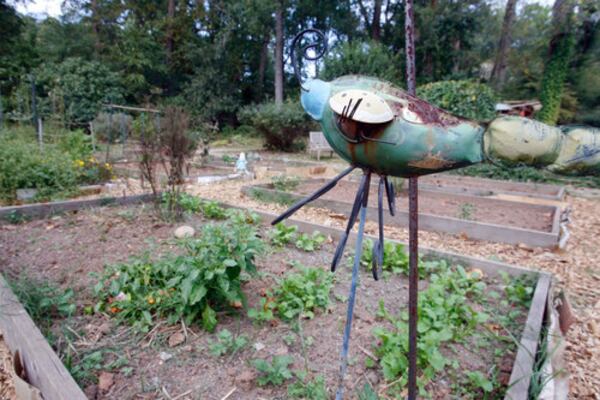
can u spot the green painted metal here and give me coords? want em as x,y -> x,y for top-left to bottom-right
301,75 -> 600,178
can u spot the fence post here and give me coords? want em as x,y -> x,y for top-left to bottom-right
89,121 -> 96,152
37,118 -> 43,150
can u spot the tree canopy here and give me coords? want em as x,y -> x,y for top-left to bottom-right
1,0 -> 598,127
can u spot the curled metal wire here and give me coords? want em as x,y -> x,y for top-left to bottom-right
291,29 -> 327,90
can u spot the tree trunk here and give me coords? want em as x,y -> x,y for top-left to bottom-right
274,1 -> 284,106
372,0 -> 382,41
91,0 -> 101,57
257,33 -> 270,101
166,0 -> 176,66
490,0 -> 518,87
537,0 -> 575,125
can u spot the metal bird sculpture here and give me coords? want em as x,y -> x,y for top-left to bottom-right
272,29 -> 600,398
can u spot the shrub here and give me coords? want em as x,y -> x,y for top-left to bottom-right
94,221 -> 264,332
417,80 -> 498,121
0,136 -> 79,202
92,112 -> 133,143
238,101 -> 313,152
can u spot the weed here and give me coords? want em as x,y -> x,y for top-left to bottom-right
4,211 -> 28,224
295,231 -> 326,252
209,329 -> 248,356
249,187 -> 295,206
272,175 -> 300,192
269,223 -> 298,247
222,154 -> 236,165
287,372 -> 328,399
458,202 -> 475,220
252,355 -> 294,386
357,383 -> 379,400
8,275 -> 75,334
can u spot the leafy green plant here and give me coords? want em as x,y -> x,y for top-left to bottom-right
94,221 -> 264,332
252,355 -> 294,386
500,271 -> 535,308
269,223 -> 298,247
209,329 -> 248,356
466,371 -> 494,393
247,297 -> 276,324
417,80 -> 498,121
271,175 -> 300,192
273,266 -> 333,321
161,192 -> 203,214
372,263 -> 488,395
287,372 -> 328,399
224,208 -> 261,225
360,240 -> 409,274
201,200 -> 227,220
295,231 -> 326,252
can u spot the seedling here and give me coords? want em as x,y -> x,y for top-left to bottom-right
209,329 -> 248,356
252,355 -> 294,386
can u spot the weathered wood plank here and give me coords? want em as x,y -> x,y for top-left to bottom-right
505,273 -> 551,400
0,193 -> 155,220
242,184 -> 561,248
0,276 -> 86,400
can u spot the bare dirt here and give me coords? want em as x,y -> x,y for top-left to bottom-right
419,174 -> 561,196
295,179 -> 555,232
0,206 -> 527,399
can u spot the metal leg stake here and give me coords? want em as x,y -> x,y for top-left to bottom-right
407,176 -> 419,399
335,172 -> 371,400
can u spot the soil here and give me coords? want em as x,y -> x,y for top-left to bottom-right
295,179 -> 555,232
419,174 -> 561,197
0,205 -> 528,400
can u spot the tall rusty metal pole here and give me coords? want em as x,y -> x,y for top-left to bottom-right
405,0 -> 419,399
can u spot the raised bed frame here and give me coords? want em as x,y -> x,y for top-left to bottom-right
243,181 -> 563,248
419,174 -> 565,200
0,198 -> 552,400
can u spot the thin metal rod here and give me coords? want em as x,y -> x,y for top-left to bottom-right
335,186 -> 369,400
408,177 -> 419,399
405,0 -> 419,398
372,177 -> 385,280
405,0 -> 417,96
271,166 -> 355,225
331,171 -> 370,271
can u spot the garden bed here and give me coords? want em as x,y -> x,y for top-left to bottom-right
0,200 -> 550,399
244,179 -> 563,248
419,174 -> 565,200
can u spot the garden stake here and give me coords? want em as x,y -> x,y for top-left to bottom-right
405,1 -> 419,397
273,25 -> 600,399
